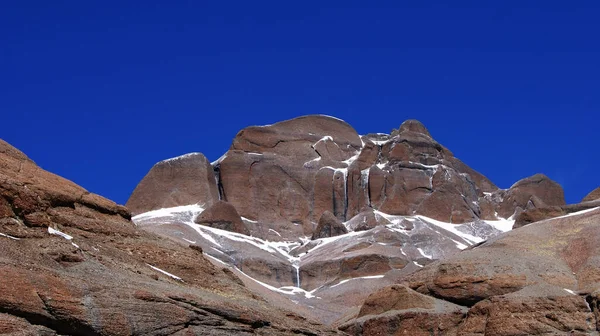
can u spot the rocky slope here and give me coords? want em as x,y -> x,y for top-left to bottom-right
340,206 -> 600,335
0,139 -> 341,335
128,115 -> 572,325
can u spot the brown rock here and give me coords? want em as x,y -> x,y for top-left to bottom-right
513,206 -> 566,228
312,211 -> 348,240
126,153 -> 219,215
396,119 -> 432,137
345,209 -> 390,232
358,285 -> 434,317
459,292 -> 595,335
496,173 -> 566,219
194,200 -> 250,235
0,139 -> 342,336
231,115 -> 362,159
583,187 -> 600,202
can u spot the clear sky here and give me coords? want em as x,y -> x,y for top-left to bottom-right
1,1 -> 599,205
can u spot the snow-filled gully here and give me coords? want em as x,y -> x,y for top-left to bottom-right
133,204 -> 516,300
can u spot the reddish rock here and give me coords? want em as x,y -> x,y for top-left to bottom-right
513,206 -> 566,228
496,173 -> 566,219
194,200 -> 250,235
346,162 -> 371,220
583,187 -> 600,202
358,285 -> 435,317
312,211 -> 348,240
231,115 -> 362,159
126,153 -> 219,215
396,119 -> 432,137
345,209 -> 390,232
0,139 -> 342,336
459,293 -> 595,335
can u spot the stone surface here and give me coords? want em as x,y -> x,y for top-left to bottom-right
195,200 -> 250,235
126,153 -> 219,215
495,173 -> 566,219
312,211 -> 348,239
124,116 -> 581,332
583,187 -> 600,202
352,207 -> 600,335
0,139 -> 341,336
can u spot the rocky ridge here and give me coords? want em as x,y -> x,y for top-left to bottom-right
0,139 -> 340,335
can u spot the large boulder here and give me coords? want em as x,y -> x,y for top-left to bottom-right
495,173 -> 566,219
194,200 -> 250,235
312,211 -> 348,240
583,187 -> 600,202
126,153 -> 219,215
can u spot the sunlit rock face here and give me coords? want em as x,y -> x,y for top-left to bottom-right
128,115 -> 572,325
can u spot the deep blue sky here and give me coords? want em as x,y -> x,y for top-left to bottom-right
1,1 -> 599,205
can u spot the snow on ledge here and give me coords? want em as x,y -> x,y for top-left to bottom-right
160,152 -> 204,164
48,227 -> 73,240
0,232 -> 20,240
330,275 -> 386,288
132,204 -> 205,221
147,264 -> 184,282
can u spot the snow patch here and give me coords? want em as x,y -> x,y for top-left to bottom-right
563,288 -> 576,295
160,152 -> 202,164
330,275 -> 386,288
132,204 -> 205,222
147,264 -> 183,281
0,232 -> 19,240
48,227 -> 73,240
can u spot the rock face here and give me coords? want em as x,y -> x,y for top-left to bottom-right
129,115 -> 565,241
127,115 -> 572,326
0,139 -> 340,335
584,187 -> 600,202
194,200 -> 250,235
126,153 -> 219,215
345,207 -> 600,335
312,211 -> 348,239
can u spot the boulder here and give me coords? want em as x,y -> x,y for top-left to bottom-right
496,173 -> 566,219
194,200 -> 250,235
312,211 -> 348,240
583,187 -> 600,202
126,153 -> 219,215
357,285 -> 435,317
345,209 -> 390,232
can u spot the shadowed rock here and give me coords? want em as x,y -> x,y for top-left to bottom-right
312,211 -> 348,240
194,200 -> 250,235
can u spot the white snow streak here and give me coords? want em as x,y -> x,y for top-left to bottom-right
330,275 -> 385,288
48,227 -> 73,240
0,232 -> 19,240
147,264 -> 184,281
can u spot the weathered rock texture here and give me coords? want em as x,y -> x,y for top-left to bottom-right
312,211 -> 348,239
126,153 -> 219,215
342,207 -> 600,335
129,115 -> 566,241
0,139 -> 340,335
583,187 -> 600,202
195,200 -> 250,235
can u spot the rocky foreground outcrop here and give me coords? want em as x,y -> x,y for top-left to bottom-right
0,139 -> 340,335
340,207 -> 600,335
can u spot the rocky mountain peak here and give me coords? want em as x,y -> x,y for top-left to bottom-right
395,118 -> 432,137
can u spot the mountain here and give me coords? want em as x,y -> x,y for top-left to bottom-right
3,114 -> 598,335
0,139 -> 340,335
127,115 -> 577,326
